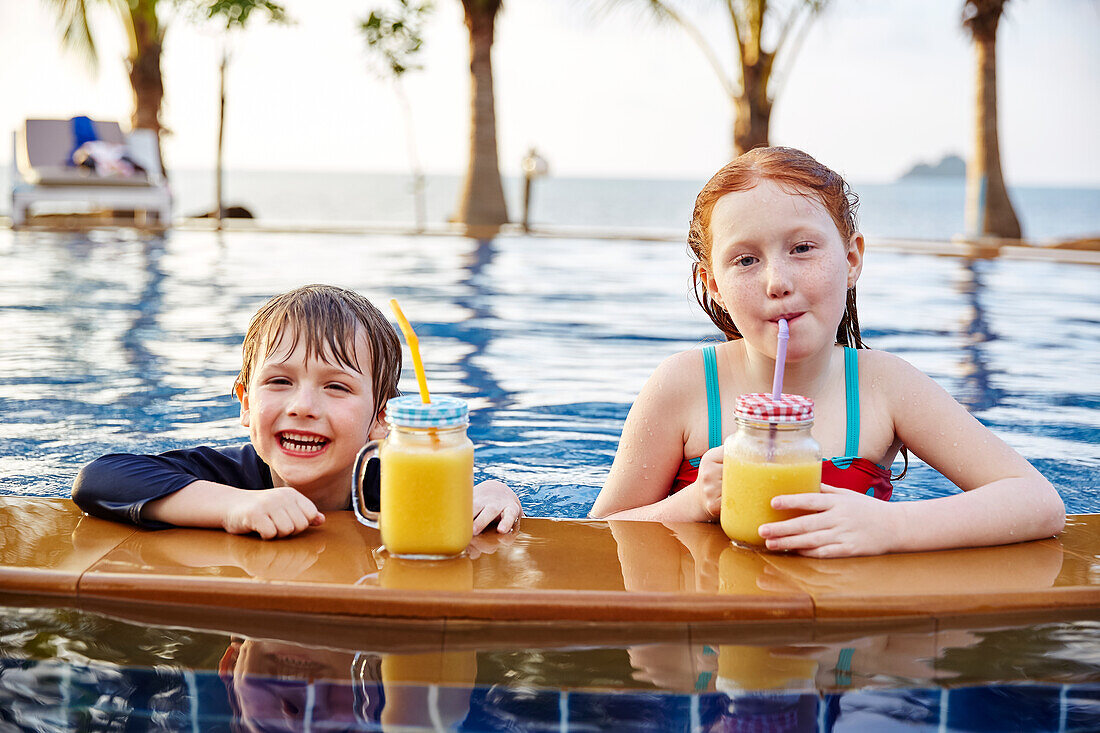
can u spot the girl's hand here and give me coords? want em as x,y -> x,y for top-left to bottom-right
757,486 -> 897,557
693,446 -> 725,521
472,479 -> 523,534
223,486 -> 325,540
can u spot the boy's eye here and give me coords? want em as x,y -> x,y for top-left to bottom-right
792,242 -> 814,254
267,377 -> 291,386
732,255 -> 758,267
327,383 -> 352,393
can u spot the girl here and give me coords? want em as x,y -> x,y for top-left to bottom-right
590,147 -> 1064,557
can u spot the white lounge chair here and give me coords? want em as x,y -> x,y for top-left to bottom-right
10,118 -> 172,227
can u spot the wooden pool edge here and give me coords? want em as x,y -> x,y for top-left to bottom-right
1,497 -> 1097,628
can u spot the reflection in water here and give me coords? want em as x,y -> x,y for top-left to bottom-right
955,258 -> 1003,411
2,604 -> 1099,730
2,229 -> 1097,511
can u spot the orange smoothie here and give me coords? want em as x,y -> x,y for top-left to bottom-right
721,458 -> 821,546
379,439 -> 474,557
381,650 -> 477,729
717,644 -> 818,691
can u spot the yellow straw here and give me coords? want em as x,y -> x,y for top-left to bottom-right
389,299 -> 431,404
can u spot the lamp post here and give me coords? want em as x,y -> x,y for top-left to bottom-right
520,148 -> 548,232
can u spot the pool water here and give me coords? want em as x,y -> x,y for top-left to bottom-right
2,604 -> 1099,731
0,228 -> 1097,514
1,227 -> 1099,731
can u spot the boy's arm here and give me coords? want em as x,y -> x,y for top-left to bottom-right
143,481 -> 324,539
72,450 -> 227,528
72,445 -> 322,538
472,479 -> 522,534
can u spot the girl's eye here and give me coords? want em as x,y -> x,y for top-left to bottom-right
733,255 -> 758,267
792,242 -> 814,254
327,383 -> 351,393
267,377 -> 291,386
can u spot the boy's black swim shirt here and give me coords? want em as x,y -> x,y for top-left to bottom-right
72,444 -> 274,529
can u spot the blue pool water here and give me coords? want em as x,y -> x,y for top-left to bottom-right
1,226 -> 1099,731
0,228 -> 1097,514
3,604 -> 1100,731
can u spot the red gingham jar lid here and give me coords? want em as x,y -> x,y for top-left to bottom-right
735,393 -> 814,424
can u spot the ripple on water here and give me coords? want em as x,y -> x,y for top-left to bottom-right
0,230 -> 1097,514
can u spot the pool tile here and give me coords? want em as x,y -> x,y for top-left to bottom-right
443,619 -> 691,651
78,514 -> 813,622
71,594 -> 447,653
445,620 -> 697,692
607,520 -> 815,620
6,498 -> 1088,625
1057,514 -> 1100,563
0,498 -> 135,595
760,537 -> 1094,619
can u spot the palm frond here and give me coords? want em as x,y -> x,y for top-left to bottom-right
42,0 -> 100,69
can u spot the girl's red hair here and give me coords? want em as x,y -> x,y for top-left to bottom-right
687,146 -> 863,347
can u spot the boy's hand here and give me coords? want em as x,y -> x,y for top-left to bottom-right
692,446 -> 725,521
757,486 -> 895,557
223,486 -> 325,540
472,479 -> 522,534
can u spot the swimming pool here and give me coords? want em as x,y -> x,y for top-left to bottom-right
3,599 -> 1099,731
1,227 -> 1099,731
1,228 -> 1097,514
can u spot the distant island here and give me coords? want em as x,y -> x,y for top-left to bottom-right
899,154 -> 966,180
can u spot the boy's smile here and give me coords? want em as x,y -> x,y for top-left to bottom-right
240,326 -> 386,511
278,430 -> 330,455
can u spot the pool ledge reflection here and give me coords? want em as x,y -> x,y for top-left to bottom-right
1,497 -> 1097,624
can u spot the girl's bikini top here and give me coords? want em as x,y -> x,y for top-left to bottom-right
669,345 -> 893,501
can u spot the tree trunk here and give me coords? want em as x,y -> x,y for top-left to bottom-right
456,1 -> 508,237
216,46 -> 227,230
964,2 -> 1021,239
733,55 -> 773,156
127,0 -> 166,177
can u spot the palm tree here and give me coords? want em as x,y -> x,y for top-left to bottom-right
45,0 -> 167,172
204,1 -> 288,228
962,0 -> 1021,239
456,0 -> 509,235
609,0 -> 828,155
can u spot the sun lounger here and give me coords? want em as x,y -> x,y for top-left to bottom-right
10,118 -> 172,226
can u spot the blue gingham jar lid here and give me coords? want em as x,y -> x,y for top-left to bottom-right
386,395 -> 468,428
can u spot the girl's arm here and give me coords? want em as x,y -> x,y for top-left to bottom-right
881,354 -> 1064,550
761,353 -> 1064,556
591,351 -> 718,522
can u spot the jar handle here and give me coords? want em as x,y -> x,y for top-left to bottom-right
352,442 -> 381,529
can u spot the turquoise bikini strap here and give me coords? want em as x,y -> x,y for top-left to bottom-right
703,345 -> 723,450
844,347 -> 860,457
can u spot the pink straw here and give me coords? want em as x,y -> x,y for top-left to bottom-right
771,318 -> 789,400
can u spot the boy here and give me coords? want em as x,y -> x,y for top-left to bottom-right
72,284 -> 522,539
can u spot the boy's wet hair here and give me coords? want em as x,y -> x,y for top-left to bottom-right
687,146 -> 864,348
234,284 -> 402,414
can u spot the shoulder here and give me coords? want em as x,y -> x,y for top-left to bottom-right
162,444 -> 270,486
855,348 -> 958,414
639,346 -> 710,400
854,348 -> 931,385
654,346 -> 707,377
162,443 -> 257,464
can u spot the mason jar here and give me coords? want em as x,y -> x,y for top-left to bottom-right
721,393 -> 821,546
353,395 -> 474,559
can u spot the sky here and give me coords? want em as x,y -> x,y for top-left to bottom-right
1,0 -> 1098,186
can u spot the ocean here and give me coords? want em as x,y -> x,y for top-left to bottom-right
5,167 -> 1100,241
